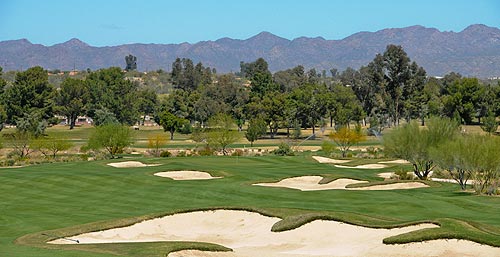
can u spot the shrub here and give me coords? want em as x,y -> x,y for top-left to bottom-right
321,140 -> 336,156
272,143 -> 294,156
177,151 -> 187,157
197,146 -> 214,156
87,123 -> 134,159
329,125 -> 365,157
159,150 -> 171,158
395,169 -> 413,180
232,149 -> 244,156
384,117 -> 459,180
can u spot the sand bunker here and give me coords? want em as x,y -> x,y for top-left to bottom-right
312,156 -> 351,164
49,210 -> 500,257
154,171 -> 221,180
107,161 -> 161,168
254,176 -> 428,191
349,182 -> 429,190
335,164 -> 388,169
378,159 -> 411,164
254,176 -> 367,191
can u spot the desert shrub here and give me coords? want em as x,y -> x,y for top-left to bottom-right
159,150 -> 171,158
272,143 -> 294,156
321,140 -> 336,156
197,146 -> 214,156
147,133 -> 168,157
329,125 -> 365,157
232,149 -> 244,156
395,169 -> 413,180
384,117 -> 459,180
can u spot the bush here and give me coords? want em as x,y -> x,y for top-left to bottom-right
395,169 -> 413,180
177,151 -> 187,157
159,150 -> 171,158
197,146 -> 214,156
321,140 -> 336,156
272,143 -> 294,156
232,149 -> 244,156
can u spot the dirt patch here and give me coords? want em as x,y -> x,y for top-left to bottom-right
154,171 -> 221,180
254,176 -> 367,191
335,164 -> 388,169
48,210 -> 499,257
312,156 -> 351,164
107,161 -> 161,168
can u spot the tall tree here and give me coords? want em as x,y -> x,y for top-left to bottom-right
382,45 -> 411,126
57,78 -> 88,129
3,66 -> 55,124
85,67 -> 139,125
125,54 -> 137,71
0,67 -> 7,130
442,77 -> 483,124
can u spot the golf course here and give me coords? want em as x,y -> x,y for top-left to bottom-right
1,126 -> 500,257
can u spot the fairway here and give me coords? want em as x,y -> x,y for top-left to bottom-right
1,155 -> 500,256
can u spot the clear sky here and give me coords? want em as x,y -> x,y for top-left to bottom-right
1,0 -> 499,46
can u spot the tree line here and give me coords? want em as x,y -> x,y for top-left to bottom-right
0,44 -> 499,139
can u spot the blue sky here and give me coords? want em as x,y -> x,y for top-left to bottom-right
1,0 -> 499,46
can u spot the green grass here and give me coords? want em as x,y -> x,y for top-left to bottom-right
1,154 -> 499,256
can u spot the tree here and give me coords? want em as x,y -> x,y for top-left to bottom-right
93,108 -> 119,126
159,111 -> 185,140
125,54 -> 137,71
136,88 -> 158,125
6,112 -> 47,159
147,133 -> 168,157
383,117 -> 459,180
207,113 -> 240,155
85,67 -> 139,125
57,78 -> 88,129
0,67 -> 6,130
33,137 -> 73,159
245,117 -> 267,146
3,66 -> 55,124
480,111 -> 497,135
430,136 -> 473,190
442,78 -> 483,125
329,125 -> 366,157
87,123 -> 133,158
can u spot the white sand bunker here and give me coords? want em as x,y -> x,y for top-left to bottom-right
349,182 -> 429,190
48,210 -> 500,257
254,176 -> 429,191
154,171 -> 221,180
107,161 -> 161,168
378,159 -> 411,164
312,156 -> 351,164
254,176 -> 367,191
335,164 -> 388,169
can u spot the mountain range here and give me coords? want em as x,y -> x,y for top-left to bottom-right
1,24 -> 500,78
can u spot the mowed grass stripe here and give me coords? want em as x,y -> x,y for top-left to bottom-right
1,156 -> 500,256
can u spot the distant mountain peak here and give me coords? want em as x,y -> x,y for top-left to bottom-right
248,31 -> 289,42
462,24 -> 500,34
55,38 -> 89,48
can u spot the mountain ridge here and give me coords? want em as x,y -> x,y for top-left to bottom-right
1,24 -> 499,77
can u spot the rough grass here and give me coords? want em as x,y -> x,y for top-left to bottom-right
1,155 -> 499,256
